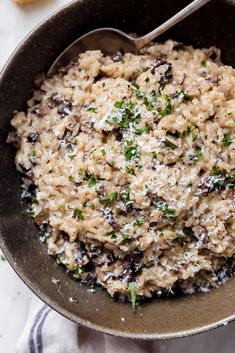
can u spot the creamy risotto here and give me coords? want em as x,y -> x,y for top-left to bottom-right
8,40 -> 235,306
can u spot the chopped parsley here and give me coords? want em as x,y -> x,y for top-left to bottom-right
192,134 -> 197,142
121,232 -> 129,240
100,191 -> 118,206
0,255 -> 6,261
154,201 -> 176,218
120,186 -> 130,203
128,282 -> 137,310
134,217 -> 144,227
83,172 -> 97,187
144,93 -> 158,111
180,90 -> 192,103
86,107 -> 97,113
163,139 -> 177,150
74,208 -> 84,220
223,134 -> 232,147
179,125 -> 199,138
159,97 -> 172,117
132,83 -> 143,99
145,77 -> 150,82
113,101 -> 141,128
193,151 -> 203,161
31,149 -> 36,157
107,230 -> 117,239
135,126 -> 150,135
124,141 -> 140,161
212,168 -> 223,176
101,148 -> 106,156
217,174 -> 235,189
152,151 -> 157,160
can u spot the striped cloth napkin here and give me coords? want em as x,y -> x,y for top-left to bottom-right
16,297 -> 163,353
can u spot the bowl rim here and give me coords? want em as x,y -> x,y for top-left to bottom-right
1,0 -> 235,340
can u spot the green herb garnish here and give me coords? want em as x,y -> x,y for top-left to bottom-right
144,93 -> 158,111
135,126 -> 150,135
163,139 -> 177,150
134,217 -> 144,227
132,83 -> 143,99
159,97 -> 172,117
74,208 -> 84,220
121,232 -> 129,240
223,135 -> 232,147
83,172 -> 97,187
120,186 -> 130,203
100,191 -> 118,205
113,100 -> 141,128
180,90 -> 192,103
179,125 -> 199,138
124,141 -> 140,161
107,230 -> 117,239
212,168 -> 223,176
101,148 -> 106,156
152,151 -> 157,160
154,201 -> 176,218
194,151 -> 203,161
86,107 -> 97,113
128,282 -> 137,310
217,174 -> 235,189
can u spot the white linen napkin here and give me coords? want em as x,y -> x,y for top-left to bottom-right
15,297 -> 163,353
13,294 -> 235,353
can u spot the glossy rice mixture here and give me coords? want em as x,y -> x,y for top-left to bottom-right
9,40 -> 235,304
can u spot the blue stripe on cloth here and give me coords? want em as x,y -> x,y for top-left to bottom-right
28,305 -> 48,353
35,308 -> 51,353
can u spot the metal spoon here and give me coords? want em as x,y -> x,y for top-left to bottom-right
48,0 -> 211,77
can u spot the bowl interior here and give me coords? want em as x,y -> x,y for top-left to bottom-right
0,0 -> 235,339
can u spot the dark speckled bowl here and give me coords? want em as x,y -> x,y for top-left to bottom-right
0,0 -> 235,339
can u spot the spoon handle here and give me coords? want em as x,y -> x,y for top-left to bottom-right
134,0 -> 212,49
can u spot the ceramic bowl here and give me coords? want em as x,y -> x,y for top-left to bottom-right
0,0 -> 235,339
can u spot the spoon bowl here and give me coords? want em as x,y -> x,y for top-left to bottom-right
48,0 -> 211,77
48,28 -> 137,76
